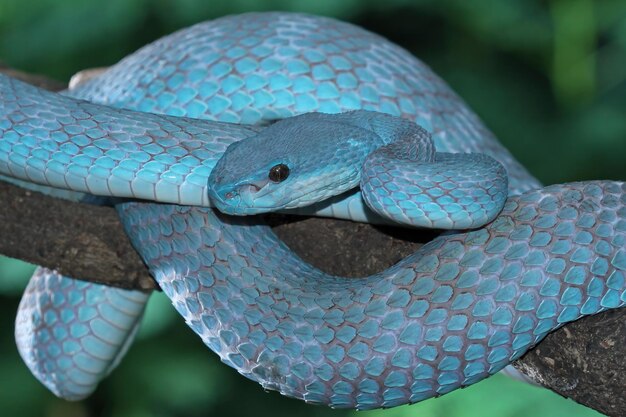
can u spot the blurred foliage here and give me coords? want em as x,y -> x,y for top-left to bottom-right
0,0 -> 624,416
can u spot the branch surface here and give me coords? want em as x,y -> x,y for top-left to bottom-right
1,67 -> 623,417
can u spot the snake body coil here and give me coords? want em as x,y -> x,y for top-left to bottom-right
119,181 -> 626,409
1,12 -> 624,408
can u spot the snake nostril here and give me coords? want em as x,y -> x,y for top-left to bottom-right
225,191 -> 235,199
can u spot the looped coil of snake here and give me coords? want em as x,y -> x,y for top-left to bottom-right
0,12 -> 624,410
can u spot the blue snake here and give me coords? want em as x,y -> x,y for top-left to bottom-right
1,12 -> 624,409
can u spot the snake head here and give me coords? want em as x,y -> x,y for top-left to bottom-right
207,112 -> 378,215
207,144 -> 298,215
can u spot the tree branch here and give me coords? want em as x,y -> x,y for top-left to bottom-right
1,67 -> 623,416
0,180 -> 155,290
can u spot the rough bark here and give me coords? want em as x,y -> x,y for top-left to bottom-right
0,67 -> 623,417
513,309 -> 625,417
0,180 -> 154,290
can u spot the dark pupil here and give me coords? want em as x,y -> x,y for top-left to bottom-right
269,164 -> 289,183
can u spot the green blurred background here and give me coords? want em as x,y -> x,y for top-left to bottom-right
0,0 -> 624,416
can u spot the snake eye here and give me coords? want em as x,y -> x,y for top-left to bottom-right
268,164 -> 290,183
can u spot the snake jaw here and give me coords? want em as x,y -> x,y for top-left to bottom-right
208,177 -> 276,215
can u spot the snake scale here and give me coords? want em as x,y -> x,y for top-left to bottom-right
0,12 -> 624,409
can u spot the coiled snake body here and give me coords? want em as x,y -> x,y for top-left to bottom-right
1,12 -> 624,409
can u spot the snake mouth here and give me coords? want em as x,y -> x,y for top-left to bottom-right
209,178 -> 273,214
